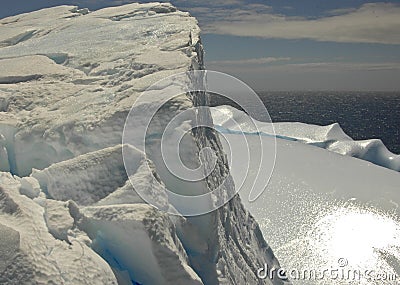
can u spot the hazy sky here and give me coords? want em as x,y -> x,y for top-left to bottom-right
1,0 -> 400,91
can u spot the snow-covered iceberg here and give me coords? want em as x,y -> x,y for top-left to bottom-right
211,105 -> 400,285
212,105 -> 400,172
0,4 -> 287,285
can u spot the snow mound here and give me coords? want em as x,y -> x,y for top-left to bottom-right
212,105 -> 400,172
31,144 -> 171,211
0,172 -> 118,284
0,169 -> 202,285
31,145 -> 134,206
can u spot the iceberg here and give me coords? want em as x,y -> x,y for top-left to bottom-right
212,105 -> 400,172
211,105 -> 400,284
3,3 -> 397,285
0,3 -> 287,285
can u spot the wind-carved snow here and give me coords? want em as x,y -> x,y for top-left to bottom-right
212,105 -> 400,172
0,3 -> 287,285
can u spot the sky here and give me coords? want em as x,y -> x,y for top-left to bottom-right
1,0 -> 400,91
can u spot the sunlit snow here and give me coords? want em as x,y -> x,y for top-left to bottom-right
212,105 -> 400,285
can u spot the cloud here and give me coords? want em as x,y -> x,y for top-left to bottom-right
174,0 -> 243,7
178,2 -> 273,26
80,1 -> 400,45
208,61 -> 400,73
208,57 -> 291,65
203,3 -> 400,45
274,62 -> 400,72
324,7 -> 358,16
207,61 -> 400,91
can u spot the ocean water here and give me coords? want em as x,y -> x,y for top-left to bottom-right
210,91 -> 400,154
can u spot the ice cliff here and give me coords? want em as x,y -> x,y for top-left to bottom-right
0,4 -> 287,285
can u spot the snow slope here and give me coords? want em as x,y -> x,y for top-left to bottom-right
212,105 -> 400,172
0,4 -> 286,285
212,105 -> 400,285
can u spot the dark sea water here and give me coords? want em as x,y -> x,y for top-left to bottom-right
210,91 -> 400,154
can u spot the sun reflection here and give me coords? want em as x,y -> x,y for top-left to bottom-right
277,204 -> 400,284
310,206 -> 400,270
